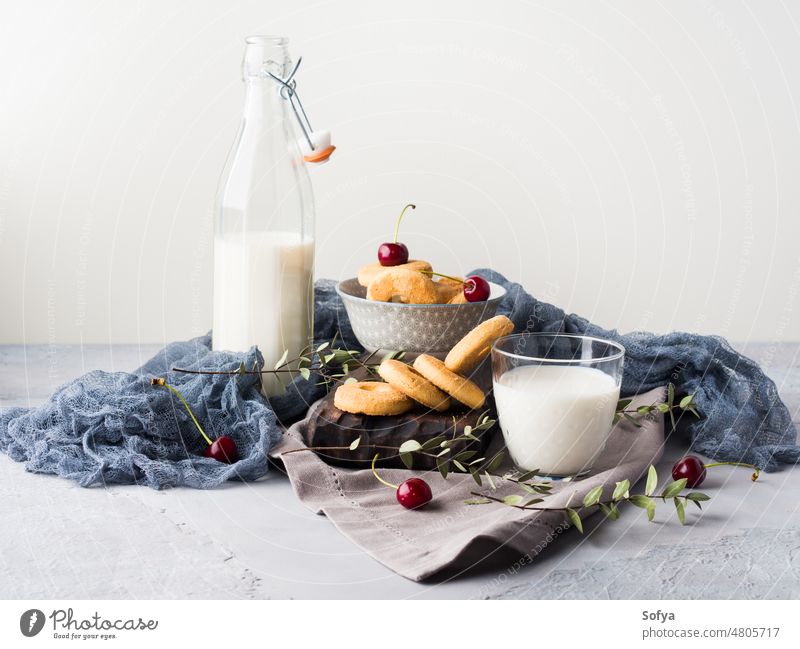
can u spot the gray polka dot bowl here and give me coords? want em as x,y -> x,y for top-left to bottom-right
336,278 -> 507,354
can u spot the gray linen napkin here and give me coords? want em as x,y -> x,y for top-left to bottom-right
271,387 -> 666,582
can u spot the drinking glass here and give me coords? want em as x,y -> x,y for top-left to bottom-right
491,333 -> 625,477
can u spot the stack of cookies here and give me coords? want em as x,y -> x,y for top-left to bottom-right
358,260 -> 468,305
333,315 -> 515,416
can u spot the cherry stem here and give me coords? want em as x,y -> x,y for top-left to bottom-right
393,203 -> 415,243
703,461 -> 760,481
281,444 -> 402,456
419,270 -> 465,285
371,454 -> 399,490
150,378 -> 213,446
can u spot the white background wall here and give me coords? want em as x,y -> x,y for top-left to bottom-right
1,0 -> 799,345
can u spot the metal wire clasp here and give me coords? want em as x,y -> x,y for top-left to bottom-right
264,57 -> 335,164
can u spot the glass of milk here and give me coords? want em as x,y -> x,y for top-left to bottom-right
491,333 -> 625,477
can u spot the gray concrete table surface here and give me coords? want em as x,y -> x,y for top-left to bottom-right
1,342 -> 799,599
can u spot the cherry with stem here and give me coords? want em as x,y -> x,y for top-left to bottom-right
371,454 -> 432,509
150,377 -> 238,463
378,203 -> 415,266
671,454 -> 759,488
419,270 -> 491,303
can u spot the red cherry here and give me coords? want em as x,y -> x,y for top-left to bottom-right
378,203 -> 415,266
463,275 -> 490,302
204,435 -> 238,464
371,454 -> 433,509
377,242 -> 409,266
671,455 -> 706,487
396,478 -> 433,509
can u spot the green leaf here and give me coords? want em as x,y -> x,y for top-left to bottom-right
274,349 -> 289,370
344,377 -> 358,384
522,497 -> 543,507
645,465 -> 658,497
503,494 -> 523,506
661,478 -> 687,499
612,479 -> 630,502
462,425 -> 473,437
316,342 -> 330,352
566,508 -> 584,534
323,353 -> 336,363
599,503 -> 620,520
400,452 -> 414,469
237,361 -> 246,376
452,450 -> 477,463
349,437 -> 361,451
686,492 -> 710,509
485,452 -> 505,473
617,398 -> 633,410
468,457 -> 486,466
436,448 -> 451,457
516,469 -> 540,483
484,471 -> 496,490
612,414 -> 621,425
674,497 -> 686,524
464,497 -> 491,505
583,485 -> 604,507
299,367 -> 311,380
657,403 -> 670,413
469,466 -> 482,486
629,495 -> 653,509
398,440 -> 422,454
646,500 -> 656,522
637,405 -> 652,415
453,460 -> 466,472
679,395 -> 695,409
667,383 -> 675,407
623,413 -> 643,428
437,456 -> 449,479
420,436 -> 446,451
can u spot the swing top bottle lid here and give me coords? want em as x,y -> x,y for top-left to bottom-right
242,35 -> 335,164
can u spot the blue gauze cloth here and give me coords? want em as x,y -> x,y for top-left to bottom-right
0,272 -> 796,490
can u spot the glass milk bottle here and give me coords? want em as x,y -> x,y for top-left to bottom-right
213,36 -> 315,396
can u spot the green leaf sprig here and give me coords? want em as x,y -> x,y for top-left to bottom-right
466,465 -> 710,533
614,383 -> 699,431
170,335 -> 388,391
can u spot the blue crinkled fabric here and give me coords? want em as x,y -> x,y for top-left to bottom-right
0,273 -> 796,489
474,268 -> 798,473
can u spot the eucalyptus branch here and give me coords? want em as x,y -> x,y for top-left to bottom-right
170,341 -> 401,391
464,465 -> 710,533
614,382 -> 700,430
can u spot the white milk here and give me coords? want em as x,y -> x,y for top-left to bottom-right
493,364 -> 620,476
212,231 -> 314,396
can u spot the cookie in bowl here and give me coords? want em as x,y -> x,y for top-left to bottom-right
336,278 -> 506,353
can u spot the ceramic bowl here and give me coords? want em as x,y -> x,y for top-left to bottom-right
336,278 -> 507,353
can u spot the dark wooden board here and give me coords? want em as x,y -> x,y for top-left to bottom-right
303,390 -> 497,470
